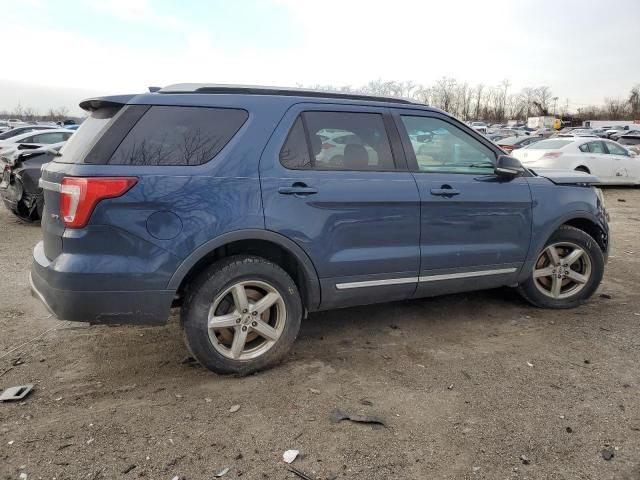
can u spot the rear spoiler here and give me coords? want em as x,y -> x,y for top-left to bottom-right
79,95 -> 136,112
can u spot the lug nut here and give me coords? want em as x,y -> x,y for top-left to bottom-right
236,318 -> 241,324
242,308 -> 248,314
252,321 -> 257,327
241,326 -> 248,332
251,311 -> 258,316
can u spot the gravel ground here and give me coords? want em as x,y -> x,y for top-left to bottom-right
0,188 -> 639,480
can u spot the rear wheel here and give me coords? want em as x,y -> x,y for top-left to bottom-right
518,226 -> 604,308
181,255 -> 302,375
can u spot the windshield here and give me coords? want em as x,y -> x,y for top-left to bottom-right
56,108 -> 118,163
526,139 -> 572,149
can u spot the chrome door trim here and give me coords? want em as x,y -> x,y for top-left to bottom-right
418,267 -> 517,282
335,276 -> 419,290
335,267 -> 517,290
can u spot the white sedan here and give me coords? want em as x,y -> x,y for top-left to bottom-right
0,129 -> 74,156
512,137 -> 640,185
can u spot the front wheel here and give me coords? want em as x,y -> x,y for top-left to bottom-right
181,255 -> 302,375
518,225 -> 604,308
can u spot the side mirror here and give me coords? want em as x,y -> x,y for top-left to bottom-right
495,155 -> 525,177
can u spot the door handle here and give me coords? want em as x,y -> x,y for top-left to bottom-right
278,183 -> 318,195
430,187 -> 460,197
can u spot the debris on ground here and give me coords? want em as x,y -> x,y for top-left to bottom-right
11,356 -> 24,366
566,427 -> 573,433
287,466 -> 315,480
122,464 -> 136,474
0,384 -> 34,402
520,454 -> 530,465
601,447 -> 615,461
329,409 -> 386,426
309,388 -> 320,394
359,398 -> 373,406
229,404 -> 241,413
618,199 -> 627,202
283,449 -> 299,464
526,362 -> 534,367
214,466 -> 230,477
600,293 -> 613,299
447,384 -> 454,390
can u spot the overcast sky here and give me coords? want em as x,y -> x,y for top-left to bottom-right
1,0 -> 638,116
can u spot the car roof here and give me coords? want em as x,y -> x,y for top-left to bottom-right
80,84 -> 443,113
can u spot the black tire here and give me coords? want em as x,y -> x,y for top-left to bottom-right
518,225 -> 604,309
181,255 -> 302,375
575,166 -> 590,173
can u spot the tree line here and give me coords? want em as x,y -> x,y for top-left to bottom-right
0,104 -> 71,122
306,79 -> 640,123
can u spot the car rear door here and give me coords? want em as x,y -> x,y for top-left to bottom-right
260,103 -> 420,310
392,109 -> 532,298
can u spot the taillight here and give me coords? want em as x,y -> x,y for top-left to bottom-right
60,177 -> 137,228
542,151 -> 563,159
502,145 -> 514,152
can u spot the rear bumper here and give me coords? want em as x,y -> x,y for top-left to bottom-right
31,243 -> 175,326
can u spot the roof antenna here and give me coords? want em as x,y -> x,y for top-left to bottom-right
148,86 -> 161,93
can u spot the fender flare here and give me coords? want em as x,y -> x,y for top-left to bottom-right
167,229 -> 321,310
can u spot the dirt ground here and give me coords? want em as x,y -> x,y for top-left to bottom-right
0,188 -> 639,480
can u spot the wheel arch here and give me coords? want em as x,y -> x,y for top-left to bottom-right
168,229 -> 321,312
574,165 -> 590,173
521,212 -> 608,282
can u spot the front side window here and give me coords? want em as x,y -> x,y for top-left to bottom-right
109,106 -> 248,166
605,142 -> 628,155
401,116 -> 495,174
279,111 -> 395,171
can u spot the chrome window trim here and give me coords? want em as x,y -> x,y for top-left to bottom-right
335,268 -> 517,290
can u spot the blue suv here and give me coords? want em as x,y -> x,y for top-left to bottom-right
31,84 -> 609,374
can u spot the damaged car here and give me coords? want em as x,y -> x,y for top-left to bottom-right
1,142 -> 64,222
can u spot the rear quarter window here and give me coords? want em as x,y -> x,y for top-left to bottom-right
108,106 -> 248,166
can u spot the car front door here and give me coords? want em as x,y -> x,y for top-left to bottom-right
579,141 -> 615,182
392,110 -> 532,298
260,104 -> 420,310
603,140 -> 639,183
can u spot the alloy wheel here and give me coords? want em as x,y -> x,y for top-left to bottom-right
533,242 -> 592,299
207,280 -> 286,360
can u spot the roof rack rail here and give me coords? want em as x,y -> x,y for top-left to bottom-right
158,83 -> 418,105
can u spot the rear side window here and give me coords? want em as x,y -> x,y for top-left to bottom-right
279,111 -> 396,171
56,107 -> 120,163
109,106 -> 248,166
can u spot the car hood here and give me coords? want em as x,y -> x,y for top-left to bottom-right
529,168 -> 600,185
